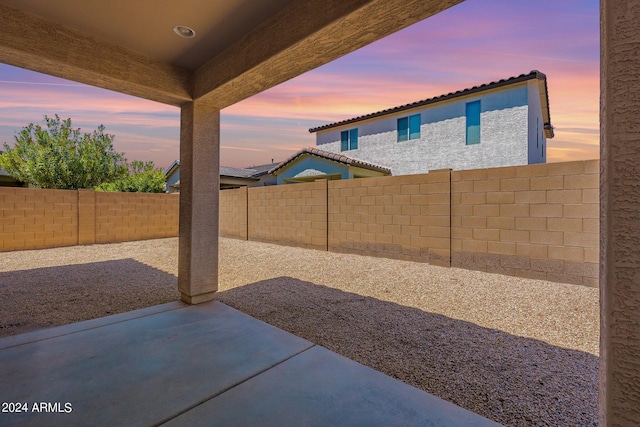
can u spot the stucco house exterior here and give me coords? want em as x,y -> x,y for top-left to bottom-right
309,71 -> 554,175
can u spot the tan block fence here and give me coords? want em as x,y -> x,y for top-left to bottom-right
0,189 -> 178,250
327,170 -> 452,266
225,159 -> 599,287
248,181 -> 327,250
450,161 -> 598,286
0,159 -> 598,286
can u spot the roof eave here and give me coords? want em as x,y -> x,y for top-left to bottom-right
536,74 -> 554,139
220,175 -> 259,181
164,160 -> 180,176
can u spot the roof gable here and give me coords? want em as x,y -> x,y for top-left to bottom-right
164,160 -> 180,177
270,147 -> 391,175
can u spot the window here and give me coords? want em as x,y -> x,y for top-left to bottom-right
397,114 -> 420,141
340,128 -> 358,151
465,101 -> 481,145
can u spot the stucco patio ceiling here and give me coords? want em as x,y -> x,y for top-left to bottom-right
0,0 -> 295,71
0,0 -> 464,107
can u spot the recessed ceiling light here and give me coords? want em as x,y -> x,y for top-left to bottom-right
173,25 -> 196,39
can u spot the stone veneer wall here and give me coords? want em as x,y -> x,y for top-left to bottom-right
450,160 -> 598,286
0,188 -> 178,251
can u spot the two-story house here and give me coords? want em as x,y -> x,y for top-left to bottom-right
308,70 -> 554,175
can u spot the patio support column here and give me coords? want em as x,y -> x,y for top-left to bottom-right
600,0 -> 640,424
178,98 -> 220,304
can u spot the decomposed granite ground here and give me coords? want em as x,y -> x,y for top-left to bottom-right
0,237 -> 599,427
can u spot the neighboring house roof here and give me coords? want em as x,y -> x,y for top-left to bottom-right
167,162 -> 281,191
164,160 -> 180,177
166,160 -> 280,180
248,162 -> 281,177
220,166 -> 259,180
270,147 -> 392,175
309,70 -> 554,138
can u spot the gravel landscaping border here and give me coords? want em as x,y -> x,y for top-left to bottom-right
0,237 -> 599,426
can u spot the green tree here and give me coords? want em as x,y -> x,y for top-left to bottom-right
95,160 -> 166,193
0,115 -> 127,189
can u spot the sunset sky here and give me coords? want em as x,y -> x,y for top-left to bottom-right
0,0 -> 599,170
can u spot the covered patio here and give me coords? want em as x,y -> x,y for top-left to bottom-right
0,300 -> 498,426
0,0 -> 638,425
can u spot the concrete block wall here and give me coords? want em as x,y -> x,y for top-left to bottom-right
451,160 -> 599,286
1,161 -> 599,287
0,187 -> 78,251
78,189 -> 96,245
327,170 -> 451,266
219,187 -> 248,239
0,188 -> 179,251
248,180 -> 327,250
95,192 -> 179,243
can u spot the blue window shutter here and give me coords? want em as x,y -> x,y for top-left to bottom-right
397,117 -> 408,141
409,114 -> 420,140
466,101 -> 481,145
341,131 -> 348,151
349,128 -> 358,150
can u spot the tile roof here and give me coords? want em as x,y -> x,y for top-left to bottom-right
164,160 -> 278,180
220,166 -> 259,179
308,70 -> 554,138
245,162 -> 281,176
269,147 -> 391,175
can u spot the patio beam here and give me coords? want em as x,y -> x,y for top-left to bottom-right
600,0 -> 640,424
193,0 -> 463,108
0,3 -> 192,107
178,98 -> 220,304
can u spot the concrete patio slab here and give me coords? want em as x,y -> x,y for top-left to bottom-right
0,301 -> 313,427
0,301 -> 501,427
165,345 -> 501,427
0,301 -> 186,351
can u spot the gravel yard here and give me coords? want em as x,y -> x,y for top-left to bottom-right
0,237 -> 599,426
